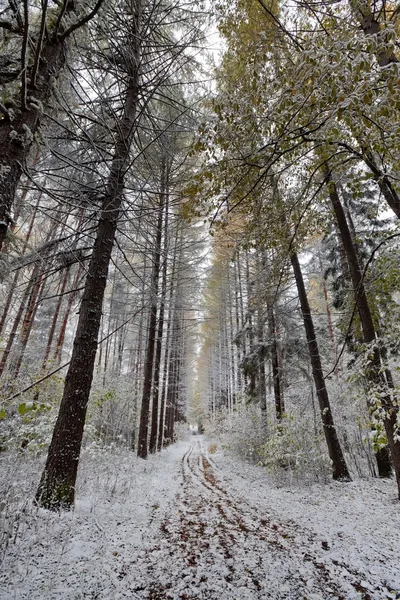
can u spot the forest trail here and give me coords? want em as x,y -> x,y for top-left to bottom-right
129,438 -> 399,600
1,436 -> 400,600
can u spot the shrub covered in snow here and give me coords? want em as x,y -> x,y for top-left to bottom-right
205,400 -> 268,463
258,415 -> 332,485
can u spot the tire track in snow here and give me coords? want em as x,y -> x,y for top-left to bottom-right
130,441 -> 398,599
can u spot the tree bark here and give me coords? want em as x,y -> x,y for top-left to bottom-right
0,267 -> 37,378
52,264 -> 84,364
361,147 -> 400,219
0,192 -> 41,335
325,168 -> 398,484
351,2 -> 399,67
268,306 -> 284,420
157,220 -> 181,450
137,175 -> 165,459
245,251 -> 256,397
8,270 -> 46,380
36,4 -> 142,509
0,1 -> 105,250
33,266 -> 71,401
149,163 -> 169,454
291,251 -> 351,481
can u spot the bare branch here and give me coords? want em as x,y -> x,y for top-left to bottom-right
58,0 -> 106,42
31,0 -> 49,88
20,0 -> 29,110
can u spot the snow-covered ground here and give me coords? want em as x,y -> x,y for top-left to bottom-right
1,436 -> 399,599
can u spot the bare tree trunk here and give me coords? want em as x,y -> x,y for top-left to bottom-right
0,266 -> 38,379
227,271 -> 237,409
52,264 -> 84,364
44,267 -> 76,368
325,167 -> 398,486
165,311 -> 183,444
137,179 -> 165,459
0,192 -> 41,335
361,147 -> 400,219
233,255 -> 243,393
36,5 -> 142,509
0,215 -> 58,377
149,165 -> 169,454
131,257 -> 148,451
268,306 -> 284,420
157,314 -> 171,451
255,254 -> 268,413
102,268 -> 117,386
33,266 -> 72,401
157,221 -> 181,450
9,270 -> 46,380
291,251 -> 351,481
245,251 -> 256,397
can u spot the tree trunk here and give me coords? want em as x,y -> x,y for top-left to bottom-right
52,264 -> 84,364
291,251 -> 351,481
0,192 -> 41,335
245,251 -> 256,397
157,315 -> 171,451
130,256 -> 148,451
137,175 -> 165,459
0,266 -> 38,378
325,167 -> 397,484
233,254 -> 243,393
268,306 -> 284,420
352,3 -> 399,67
0,216 -> 57,377
9,271 -> 46,380
157,220 -> 181,450
361,147 -> 400,219
0,1 -> 104,250
149,164 -> 169,454
33,266 -> 72,402
35,5 -> 142,510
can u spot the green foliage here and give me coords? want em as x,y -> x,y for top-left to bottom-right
17,401 -> 51,417
258,415 -> 331,483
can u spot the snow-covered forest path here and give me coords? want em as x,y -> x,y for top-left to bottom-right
133,438 -> 399,600
1,436 -> 400,599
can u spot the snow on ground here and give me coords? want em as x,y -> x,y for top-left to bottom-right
1,436 -> 399,599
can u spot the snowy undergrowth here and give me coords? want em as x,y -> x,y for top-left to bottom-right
206,404 -> 333,486
0,441 -> 185,599
214,445 -> 400,597
1,436 -> 400,599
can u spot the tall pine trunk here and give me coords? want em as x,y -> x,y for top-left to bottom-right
0,267 -> 37,378
137,175 -> 165,459
268,306 -> 284,421
291,251 -> 351,481
9,271 -> 46,380
245,251 -> 256,397
36,4 -> 142,509
0,192 -> 41,335
52,264 -> 84,364
325,168 -> 399,488
33,266 -> 72,402
149,163 -> 169,454
360,147 -> 400,219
